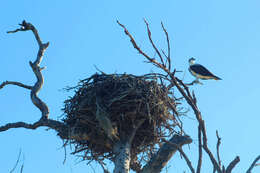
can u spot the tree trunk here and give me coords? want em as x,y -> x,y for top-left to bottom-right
113,141 -> 131,173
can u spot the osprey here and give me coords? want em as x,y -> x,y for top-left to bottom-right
188,57 -> 221,82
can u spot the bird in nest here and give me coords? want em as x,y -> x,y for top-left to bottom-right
188,57 -> 222,84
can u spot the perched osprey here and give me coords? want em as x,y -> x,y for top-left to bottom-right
189,57 -> 221,82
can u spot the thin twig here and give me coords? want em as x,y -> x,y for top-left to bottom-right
143,19 -> 165,66
97,160 -> 110,173
20,164 -> 24,173
9,149 -> 22,173
128,119 -> 145,145
63,140 -> 67,165
116,20 -> 155,63
178,147 -> 195,173
216,130 -> 222,169
246,155 -> 260,173
161,22 -> 171,71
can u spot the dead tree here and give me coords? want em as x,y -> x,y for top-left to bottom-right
1,20 -> 259,173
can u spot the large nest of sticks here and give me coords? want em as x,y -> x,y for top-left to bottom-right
62,73 -> 179,169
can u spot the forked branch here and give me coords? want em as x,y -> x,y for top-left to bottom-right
0,20 -> 67,138
3,20 -> 49,119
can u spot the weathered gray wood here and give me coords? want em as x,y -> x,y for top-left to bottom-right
113,141 -> 131,173
0,21 -> 68,139
140,135 -> 192,173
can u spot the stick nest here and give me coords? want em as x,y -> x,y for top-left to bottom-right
62,73 -> 179,170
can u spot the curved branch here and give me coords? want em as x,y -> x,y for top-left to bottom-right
0,21 -> 69,137
226,156 -> 240,173
162,138 -> 195,173
140,135 -> 192,173
0,81 -> 32,90
0,118 -> 68,139
6,20 -> 50,119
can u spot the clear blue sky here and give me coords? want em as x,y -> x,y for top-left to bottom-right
1,1 -> 260,172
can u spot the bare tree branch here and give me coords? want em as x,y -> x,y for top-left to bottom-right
246,155 -> 260,173
116,20 -> 155,63
161,22 -> 171,71
200,121 -> 222,173
0,81 -> 32,90
9,149 -> 22,173
216,130 -> 222,169
1,20 -> 69,139
143,19 -> 165,66
226,156 -> 240,173
140,135 -> 192,173
128,119 -> 145,145
20,164 -> 24,173
162,138 -> 195,173
196,125 -> 202,173
0,118 -> 68,137
97,160 -> 110,173
6,20 -> 50,119
178,147 -> 195,173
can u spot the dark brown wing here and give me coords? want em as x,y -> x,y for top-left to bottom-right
190,64 -> 215,77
